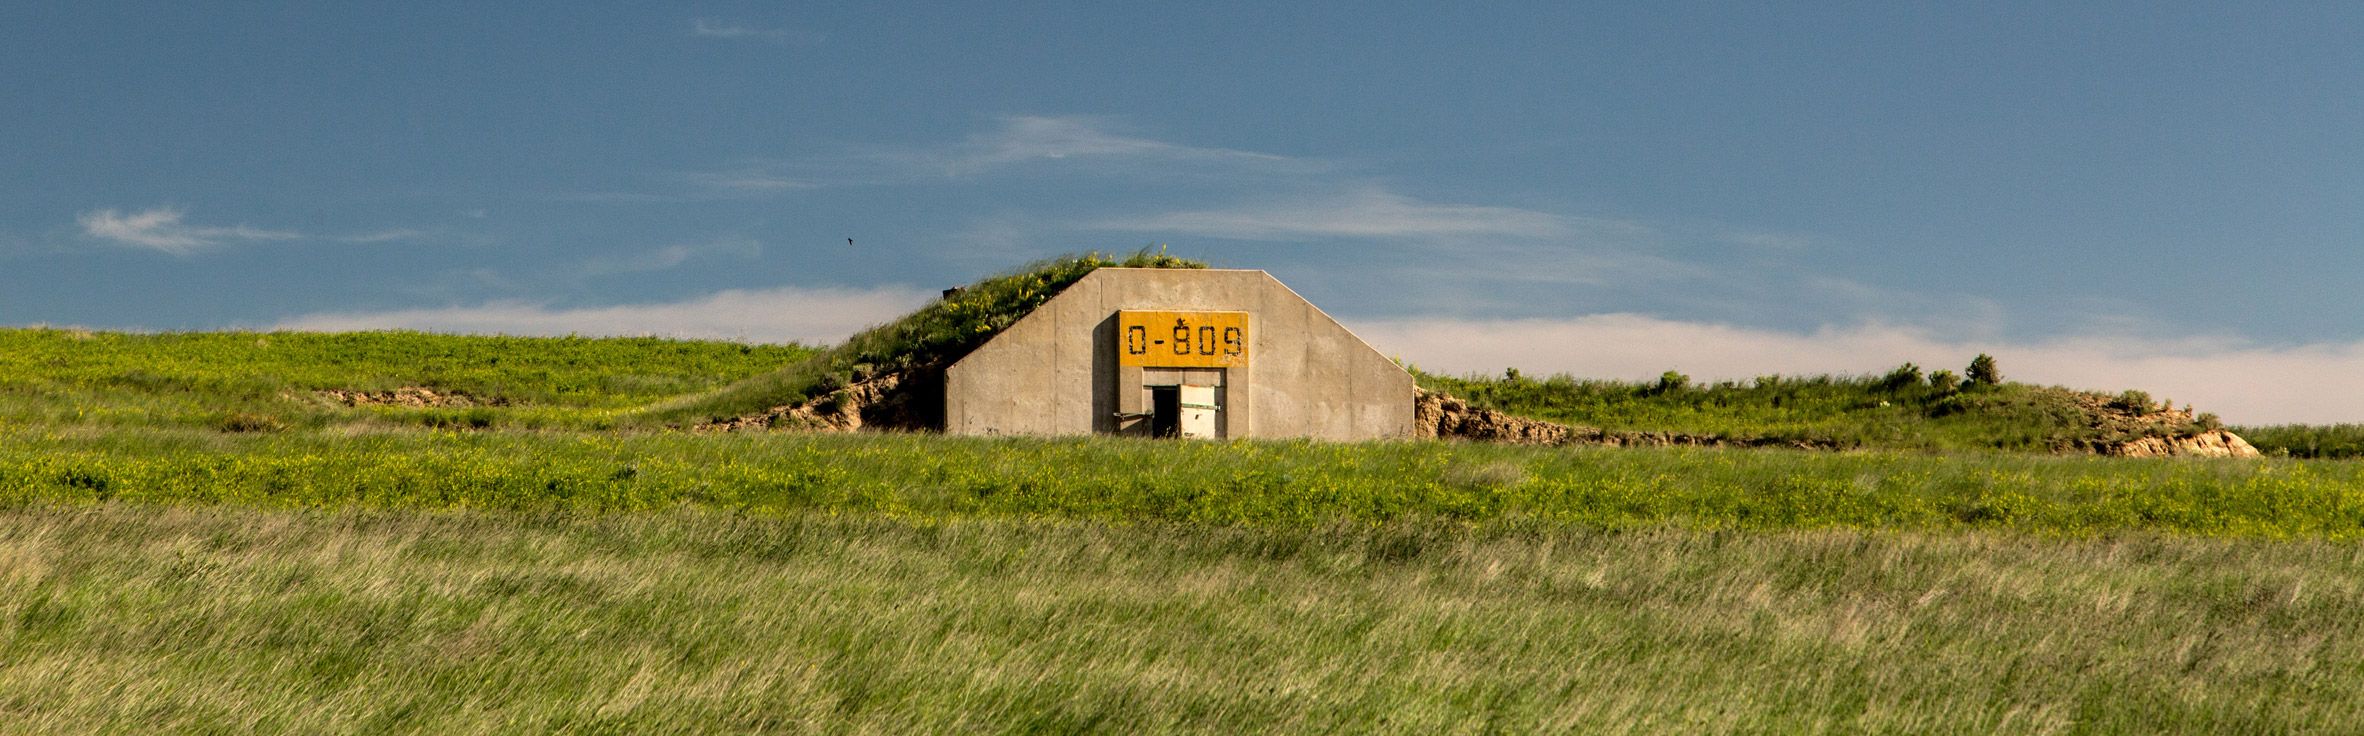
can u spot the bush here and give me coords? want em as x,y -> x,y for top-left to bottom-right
213,412 -> 284,433
1879,363 -> 1923,391
1652,370 -> 1690,395
2109,390 -> 2154,415
1927,370 -> 1960,393
1966,354 -> 2002,386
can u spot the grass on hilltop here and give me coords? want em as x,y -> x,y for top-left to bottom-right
0,329 -> 814,432
1417,362 -> 2233,454
2232,424 -> 2364,459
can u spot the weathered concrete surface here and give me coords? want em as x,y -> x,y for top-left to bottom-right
945,268 -> 1415,441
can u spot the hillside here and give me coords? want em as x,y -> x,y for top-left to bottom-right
0,329 -> 814,432
1415,362 -> 2257,456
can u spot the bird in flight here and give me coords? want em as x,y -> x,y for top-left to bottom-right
847,238 -> 854,247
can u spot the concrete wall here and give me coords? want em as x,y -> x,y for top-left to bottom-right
944,268 -> 1415,441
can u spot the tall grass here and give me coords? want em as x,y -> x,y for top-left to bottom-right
0,328 -> 814,430
0,429 -> 2348,537
2,506 -> 2360,733
2236,424 -> 2364,459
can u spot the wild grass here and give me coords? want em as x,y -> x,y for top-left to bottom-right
2,429 -> 2354,538
2235,424 -> 2364,459
1417,368 -> 2202,453
0,328 -> 814,431
3,506 -> 2360,733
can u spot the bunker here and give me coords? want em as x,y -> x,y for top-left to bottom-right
944,268 -> 1414,440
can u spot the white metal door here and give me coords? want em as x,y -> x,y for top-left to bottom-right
1179,385 -> 1220,439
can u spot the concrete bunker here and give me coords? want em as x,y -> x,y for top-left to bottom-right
944,268 -> 1414,441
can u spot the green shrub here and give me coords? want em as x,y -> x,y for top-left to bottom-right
213,412 -> 284,433
1966,354 -> 2002,386
1653,370 -> 1691,395
1879,363 -> 1923,391
2110,390 -> 2154,415
2234,424 -> 2364,458
1927,370 -> 1960,393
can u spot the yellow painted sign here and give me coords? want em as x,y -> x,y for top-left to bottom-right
1118,310 -> 1249,368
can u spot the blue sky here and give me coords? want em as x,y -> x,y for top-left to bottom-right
6,2 -> 2363,422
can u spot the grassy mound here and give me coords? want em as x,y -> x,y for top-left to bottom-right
0,329 -> 813,432
636,250 -> 1204,427
1417,363 -> 2231,454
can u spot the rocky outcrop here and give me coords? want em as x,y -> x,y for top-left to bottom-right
1414,387 -> 2256,456
700,367 -> 941,433
2103,429 -> 2261,458
316,387 -> 500,408
1413,389 -> 1846,450
2041,389 -> 2263,458
1414,389 -> 1573,444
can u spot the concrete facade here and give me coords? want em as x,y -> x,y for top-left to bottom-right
944,268 -> 1415,441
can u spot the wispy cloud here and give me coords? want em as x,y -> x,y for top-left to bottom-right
78,206 -> 299,254
1353,313 -> 2364,425
77,206 -> 425,253
937,115 -> 1300,176
688,18 -> 822,45
336,229 -> 426,244
272,285 -> 933,346
577,115 -> 1309,197
1717,229 -> 1816,251
1088,186 -> 1569,241
548,169 -> 815,203
680,171 -> 811,192
578,239 -> 764,278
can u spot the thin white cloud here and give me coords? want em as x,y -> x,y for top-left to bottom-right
940,115 -> 1297,175
78,206 -> 299,254
578,239 -> 764,278
1718,229 -> 1815,251
1353,314 -> 2364,425
271,285 -> 933,345
337,229 -> 425,244
1090,186 -> 1569,241
688,18 -> 821,44
548,169 -> 816,203
680,171 -> 812,192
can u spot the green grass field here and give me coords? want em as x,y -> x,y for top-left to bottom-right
7,507 -> 2361,733
5,430 -> 2362,537
6,286 -> 2363,733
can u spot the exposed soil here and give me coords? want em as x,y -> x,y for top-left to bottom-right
316,387 -> 503,409
2039,389 -> 2261,457
1413,389 -> 1848,451
2103,430 -> 2260,458
1416,386 -> 2259,457
700,367 -> 942,433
